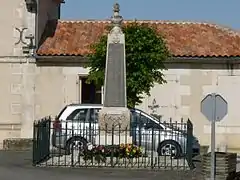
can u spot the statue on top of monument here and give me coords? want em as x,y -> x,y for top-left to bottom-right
111,3 -> 123,27
110,3 -> 123,43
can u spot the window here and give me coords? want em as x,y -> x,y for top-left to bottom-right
66,108 -> 89,122
131,111 -> 149,127
80,77 -> 102,104
132,110 -> 163,130
139,113 -> 150,125
131,111 -> 140,128
145,120 -> 163,130
89,108 -> 101,123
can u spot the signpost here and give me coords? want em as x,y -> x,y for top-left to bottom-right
201,93 -> 228,180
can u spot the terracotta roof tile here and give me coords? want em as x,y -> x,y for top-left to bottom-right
37,20 -> 240,57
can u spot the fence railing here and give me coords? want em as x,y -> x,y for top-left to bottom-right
32,117 -> 51,165
32,116 -> 197,170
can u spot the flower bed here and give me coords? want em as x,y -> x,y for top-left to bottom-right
83,143 -> 144,163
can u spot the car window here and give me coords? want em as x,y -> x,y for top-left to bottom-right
66,108 -> 89,122
145,120 -> 164,130
131,111 -> 149,127
89,108 -> 101,123
133,111 -> 163,130
131,111 -> 140,127
139,113 -> 150,125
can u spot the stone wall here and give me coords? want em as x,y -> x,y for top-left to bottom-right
34,66 -> 80,119
33,62 -> 240,151
0,58 -> 27,147
0,59 -> 81,146
137,63 -> 240,151
0,0 -> 29,56
1,59 -> 240,151
1,0 -> 59,56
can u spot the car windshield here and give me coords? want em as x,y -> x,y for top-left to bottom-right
133,108 -> 162,123
132,108 -> 186,132
131,109 -> 164,129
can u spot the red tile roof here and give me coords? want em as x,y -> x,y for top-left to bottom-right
37,20 -> 240,57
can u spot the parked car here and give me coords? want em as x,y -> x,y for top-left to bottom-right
52,104 -> 200,158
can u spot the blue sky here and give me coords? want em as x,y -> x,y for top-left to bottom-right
61,0 -> 240,30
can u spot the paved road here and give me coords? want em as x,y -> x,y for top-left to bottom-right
0,151 -> 203,180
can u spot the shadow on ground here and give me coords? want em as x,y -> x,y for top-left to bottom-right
0,150 -> 32,167
0,150 -> 204,180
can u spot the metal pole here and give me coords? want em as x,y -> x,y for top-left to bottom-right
211,93 -> 216,180
211,120 -> 216,180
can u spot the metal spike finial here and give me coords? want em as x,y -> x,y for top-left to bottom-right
111,2 -> 123,27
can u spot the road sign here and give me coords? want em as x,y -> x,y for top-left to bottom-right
200,93 -> 228,180
201,93 -> 228,122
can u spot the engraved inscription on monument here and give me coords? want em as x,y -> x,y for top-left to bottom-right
104,43 -> 126,107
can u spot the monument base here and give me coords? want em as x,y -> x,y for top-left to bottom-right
98,107 -> 132,145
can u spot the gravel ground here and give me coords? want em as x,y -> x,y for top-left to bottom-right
0,150 -> 205,180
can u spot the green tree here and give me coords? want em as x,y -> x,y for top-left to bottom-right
86,23 -> 170,108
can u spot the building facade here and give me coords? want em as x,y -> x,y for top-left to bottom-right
0,0 -> 61,145
1,1 -> 240,152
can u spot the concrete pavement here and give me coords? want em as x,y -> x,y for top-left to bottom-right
0,150 -> 202,180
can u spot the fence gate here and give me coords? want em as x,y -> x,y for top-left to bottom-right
32,117 -> 51,165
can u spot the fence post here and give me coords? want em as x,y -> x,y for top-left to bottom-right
32,120 -> 37,165
151,127 -> 154,169
36,120 -> 41,164
186,119 -> 195,169
46,117 -> 51,158
39,120 -> 43,161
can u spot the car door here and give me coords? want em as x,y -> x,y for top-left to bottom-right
138,112 -> 151,150
134,111 -> 164,151
66,108 -> 90,138
130,110 -> 149,147
144,120 -> 165,151
90,108 -> 100,136
130,110 -> 140,145
89,108 -> 101,144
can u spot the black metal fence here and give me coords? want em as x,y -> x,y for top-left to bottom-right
32,116 -> 51,165
32,116 -> 197,170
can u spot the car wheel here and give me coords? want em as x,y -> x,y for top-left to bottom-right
66,137 -> 87,155
157,140 -> 182,159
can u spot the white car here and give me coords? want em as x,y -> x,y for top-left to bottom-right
51,104 -> 200,158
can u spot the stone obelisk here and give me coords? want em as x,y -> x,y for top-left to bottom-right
99,3 -> 130,134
